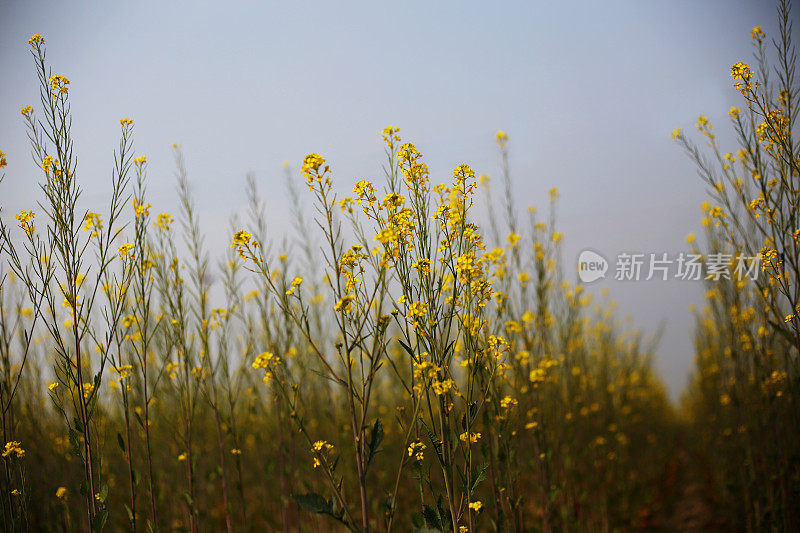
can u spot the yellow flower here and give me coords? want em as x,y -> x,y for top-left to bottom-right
177,453 -> 187,461
412,258 -> 432,275
231,448 -> 242,455
751,26 -> 765,41
469,501 -> 483,512
335,294 -> 355,313
82,212 -> 103,238
117,243 -> 135,257
453,163 -> 475,181
382,125 -> 401,146
729,106 -> 741,119
731,62 -> 752,81
114,364 -> 134,380
285,277 -> 303,296
459,431 -> 481,443
432,378 -> 454,395
231,229 -> 255,260
301,153 -> 328,190
132,198 -> 151,218
155,213 -> 174,231
407,301 -> 428,319
20,105 -> 33,117
407,441 -> 426,461
731,61 -> 757,95
56,487 -> 68,500
311,440 -> 334,468
48,382 -> 59,391
500,396 -> 517,410
670,127 -> 682,140
0,150 -> 6,169
495,130 -> 508,147
2,441 -> 25,458
133,155 -> 146,165
41,154 -> 54,172
252,351 -> 276,369
14,210 -> 35,236
28,34 -> 45,48
120,118 -> 134,127
48,75 -> 70,99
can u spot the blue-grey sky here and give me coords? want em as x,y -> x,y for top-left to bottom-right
0,0 -> 782,398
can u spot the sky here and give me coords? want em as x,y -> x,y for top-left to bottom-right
0,0 -> 785,399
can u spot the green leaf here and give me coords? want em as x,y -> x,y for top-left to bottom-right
117,432 -> 126,453
68,428 -> 82,458
292,493 -> 348,525
367,418 -> 384,469
422,504 -> 441,530
470,462 -> 489,494
91,509 -> 108,531
293,492 -> 328,513
437,494 -> 452,532
134,409 -> 145,429
398,339 -> 415,357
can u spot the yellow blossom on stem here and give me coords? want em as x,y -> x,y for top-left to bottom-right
155,213 -> 174,231
459,431 -> 481,443
14,210 -> 35,236
48,75 -> 70,99
285,276 -> 303,295
495,130 -> 508,147
132,198 -> 151,218
28,34 -> 45,48
407,441 -> 426,461
2,441 -> 25,458
117,243 -> 135,257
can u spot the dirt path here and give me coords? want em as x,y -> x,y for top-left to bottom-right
642,436 -> 721,531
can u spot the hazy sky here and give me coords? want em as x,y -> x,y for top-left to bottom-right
0,0 -> 784,399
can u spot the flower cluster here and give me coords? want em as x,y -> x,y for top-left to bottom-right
14,210 -> 35,236
48,74 -> 70,99
2,441 -> 25,459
